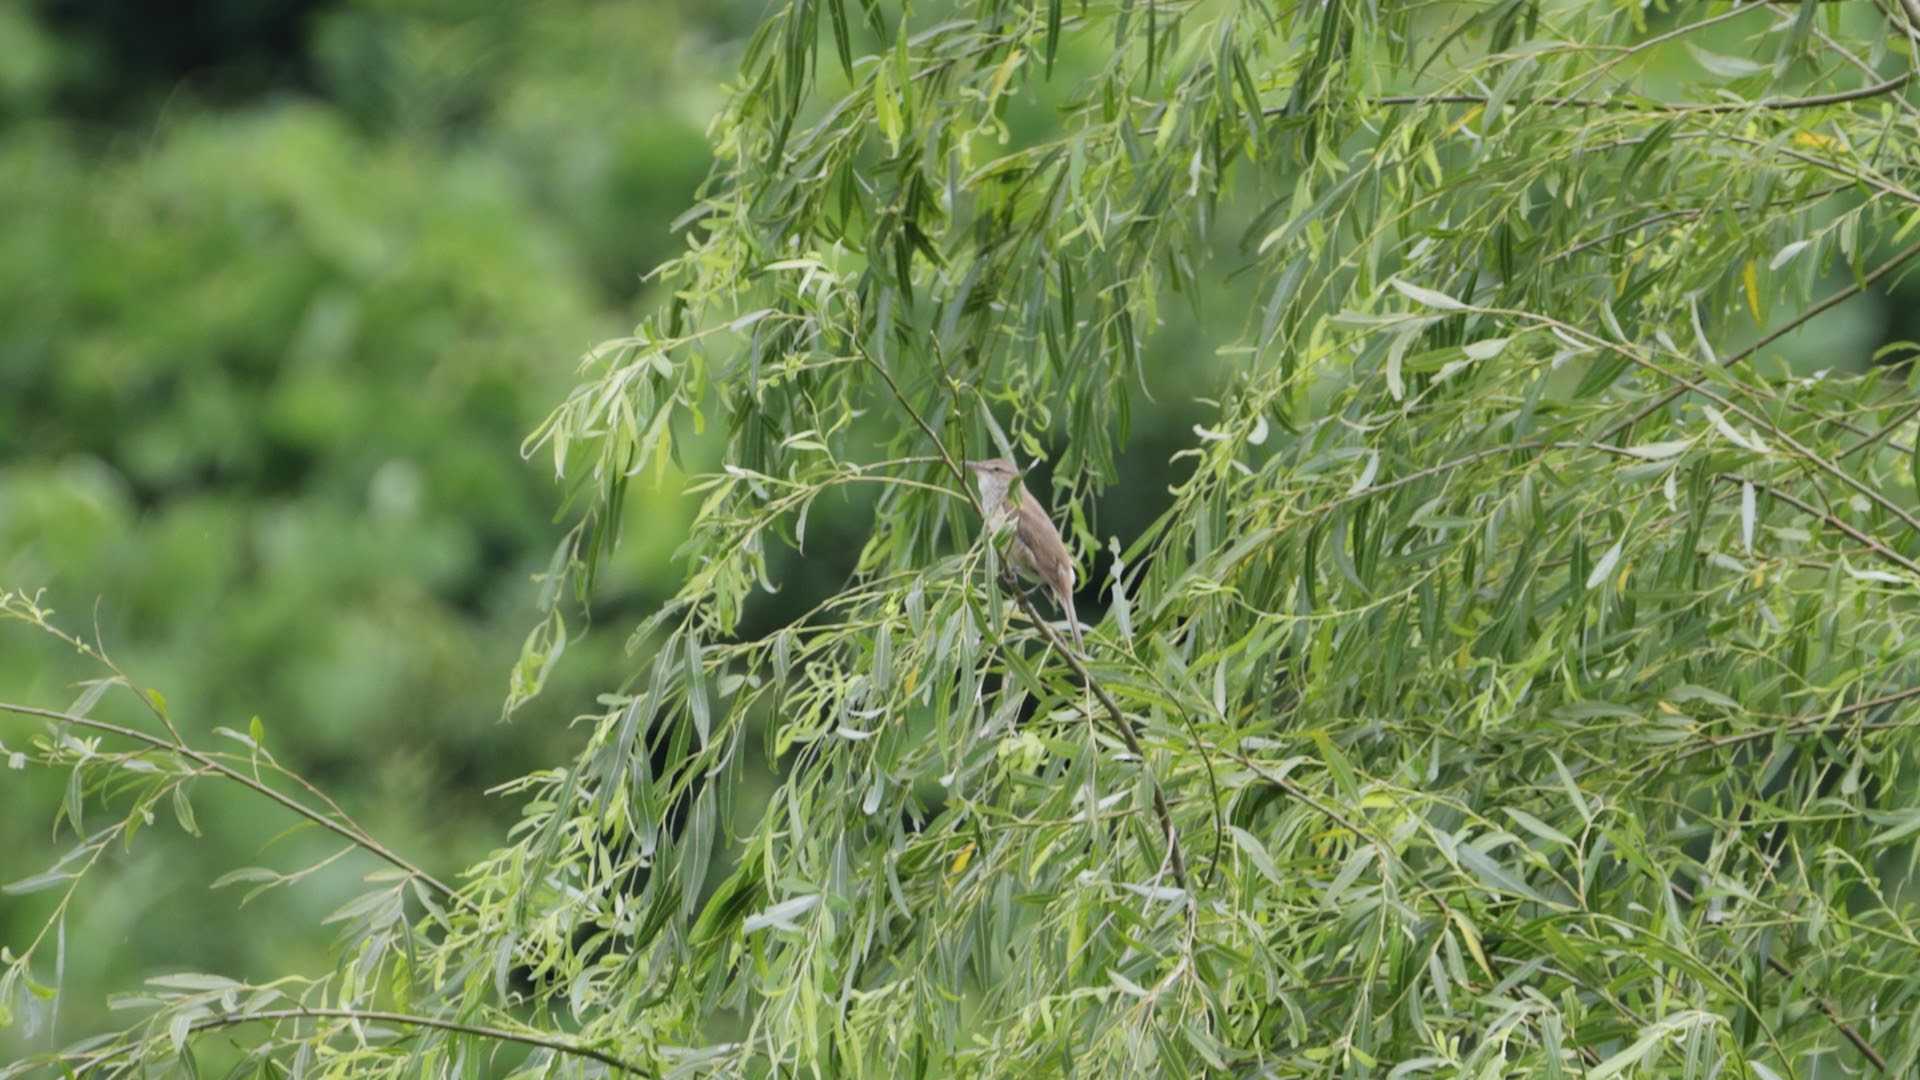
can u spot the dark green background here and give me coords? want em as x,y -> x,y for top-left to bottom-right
0,0 -> 730,1052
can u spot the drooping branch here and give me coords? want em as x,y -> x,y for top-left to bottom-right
1479,305 -> 1920,541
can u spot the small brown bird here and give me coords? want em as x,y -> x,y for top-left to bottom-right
965,458 -> 1084,650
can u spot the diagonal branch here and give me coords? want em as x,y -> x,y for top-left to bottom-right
1680,684 -> 1920,760
55,1006 -> 647,1076
1549,183 -> 1853,264
1837,397 -> 1920,461
1606,234 -> 1920,444
0,701 -> 471,912
1495,307 -> 1920,539
1663,880 -> 1887,1073
1574,443 -> 1920,577
1727,476 -> 1920,577
1794,974 -> 1889,1074
1878,0 -> 1920,44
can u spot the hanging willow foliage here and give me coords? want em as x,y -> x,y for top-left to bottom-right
10,0 -> 1920,1076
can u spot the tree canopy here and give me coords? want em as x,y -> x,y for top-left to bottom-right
9,0 -> 1920,1076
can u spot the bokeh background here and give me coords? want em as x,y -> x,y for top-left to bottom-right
0,0 -> 738,1052
1,0 -> 1915,1061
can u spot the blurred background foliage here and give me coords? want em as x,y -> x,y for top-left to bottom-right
2,0 -> 1917,1066
0,0 -> 735,1050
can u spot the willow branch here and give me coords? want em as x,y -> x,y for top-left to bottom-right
1009,586 -> 1191,890
1663,880 -> 1887,1073
1493,307 -> 1920,540
1563,440 -> 1920,577
1727,476 -> 1920,576
1814,25 -> 1920,120
1793,978 -> 1889,1074
1837,397 -> 1920,461
1683,684 -> 1920,762
1723,132 -> 1920,207
61,1007 -> 647,1076
1548,183 -> 1851,263
0,701 -> 470,911
1879,0 -> 1920,45
1606,234 -> 1920,443
1353,71 -> 1914,116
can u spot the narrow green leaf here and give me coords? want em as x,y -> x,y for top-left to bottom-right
1455,839 -> 1548,905
686,633 -> 711,749
1389,279 -> 1465,311
1229,826 -> 1285,887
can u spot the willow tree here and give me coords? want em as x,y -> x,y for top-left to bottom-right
11,0 -> 1920,1076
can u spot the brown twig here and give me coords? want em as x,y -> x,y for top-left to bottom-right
1837,397 -> 1920,461
1570,444 -> 1920,577
1678,681 -> 1920,760
1792,974 -> 1889,1074
1548,184 -> 1852,263
1722,132 -> 1920,207
1486,306 -> 1920,541
1009,586 -> 1190,889
1879,0 -> 1920,45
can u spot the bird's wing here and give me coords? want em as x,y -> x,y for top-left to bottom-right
1017,491 -> 1068,572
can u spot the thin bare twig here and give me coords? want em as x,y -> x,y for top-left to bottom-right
1879,0 -> 1920,45
1793,974 -> 1889,1074
1736,477 -> 1920,576
1838,397 -> 1920,461
1722,132 -> 1920,207
1682,683 -> 1920,760
1814,25 -> 1920,121
1548,184 -> 1852,263
1567,442 -> 1920,576
1490,306 -> 1920,541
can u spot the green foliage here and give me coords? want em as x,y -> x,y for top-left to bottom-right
11,0 -> 1920,1076
0,0 -> 728,1060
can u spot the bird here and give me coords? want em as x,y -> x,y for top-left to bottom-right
964,458 -> 1084,651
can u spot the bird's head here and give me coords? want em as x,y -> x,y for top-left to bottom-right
964,458 -> 1020,480
964,457 -> 1023,513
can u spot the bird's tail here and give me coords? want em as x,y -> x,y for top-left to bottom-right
1062,585 -> 1085,653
